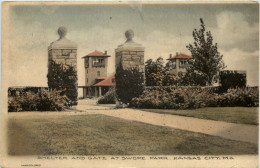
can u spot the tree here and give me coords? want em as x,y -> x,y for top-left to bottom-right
115,63 -> 144,104
178,70 -> 207,86
145,57 -> 177,86
186,18 -> 226,86
47,60 -> 78,105
219,70 -> 247,92
145,57 -> 164,86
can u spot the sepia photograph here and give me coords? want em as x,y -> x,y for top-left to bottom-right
1,1 -> 259,167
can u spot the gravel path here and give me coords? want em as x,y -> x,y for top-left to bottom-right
9,99 -> 258,144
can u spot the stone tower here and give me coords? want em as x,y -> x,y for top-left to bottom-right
48,27 -> 77,69
48,26 -> 78,104
82,50 -> 110,86
82,50 -> 110,97
115,29 -> 144,72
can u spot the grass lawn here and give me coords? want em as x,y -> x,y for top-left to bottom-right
140,107 -> 259,125
8,114 -> 257,155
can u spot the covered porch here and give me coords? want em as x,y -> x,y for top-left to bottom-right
79,86 -> 110,98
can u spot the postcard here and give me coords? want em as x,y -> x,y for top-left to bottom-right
1,1 -> 259,168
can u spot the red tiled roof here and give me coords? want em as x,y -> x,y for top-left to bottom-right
93,74 -> 115,87
82,50 -> 110,58
167,53 -> 192,60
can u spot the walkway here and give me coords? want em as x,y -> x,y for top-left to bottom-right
93,108 -> 258,144
75,99 -> 258,144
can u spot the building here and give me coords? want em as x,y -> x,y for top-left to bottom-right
92,74 -> 116,96
167,52 -> 192,75
81,50 -> 115,97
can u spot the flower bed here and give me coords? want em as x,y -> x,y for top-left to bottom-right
8,89 -> 71,112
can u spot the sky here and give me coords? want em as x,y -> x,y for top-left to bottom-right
5,2 -> 259,87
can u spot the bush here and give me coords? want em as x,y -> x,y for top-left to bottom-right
115,63 -> 144,104
8,89 -> 71,112
217,88 -> 258,107
178,70 -> 207,86
130,87 -> 258,109
219,70 -> 247,92
97,88 -> 116,104
47,60 -> 78,105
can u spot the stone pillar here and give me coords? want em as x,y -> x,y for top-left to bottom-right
48,26 -> 78,104
176,59 -> 180,74
95,87 -> 98,97
115,29 -> 145,73
99,87 -> 102,97
48,27 -> 77,70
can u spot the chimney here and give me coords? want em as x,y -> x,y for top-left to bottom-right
104,50 -> 107,55
169,53 -> 172,58
176,52 -> 178,56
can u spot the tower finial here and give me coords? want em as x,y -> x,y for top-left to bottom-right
58,26 -> 67,39
125,29 -> 134,42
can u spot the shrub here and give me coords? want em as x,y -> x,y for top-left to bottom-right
219,70 -> 247,92
115,63 -> 144,104
130,87 -> 258,109
217,88 -> 258,107
97,88 -> 116,104
8,89 -> 71,112
178,70 -> 207,86
47,60 -> 78,105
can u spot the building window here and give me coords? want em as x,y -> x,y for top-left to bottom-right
85,58 -> 89,68
87,78 -> 88,83
179,59 -> 190,68
97,71 -> 100,77
93,57 -> 105,67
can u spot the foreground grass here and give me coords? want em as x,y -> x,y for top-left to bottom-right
140,107 -> 259,125
8,114 -> 257,155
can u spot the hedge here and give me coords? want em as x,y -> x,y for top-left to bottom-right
8,89 -> 71,112
130,87 -> 258,109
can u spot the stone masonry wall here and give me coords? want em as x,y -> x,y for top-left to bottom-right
48,49 -> 77,69
116,49 -> 144,72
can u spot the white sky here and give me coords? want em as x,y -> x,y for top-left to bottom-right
6,3 -> 259,87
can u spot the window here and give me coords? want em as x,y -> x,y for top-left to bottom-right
87,69 -> 88,74
97,71 -> 100,77
93,57 -> 105,67
179,59 -> 190,68
85,58 -> 89,68
87,78 -> 88,83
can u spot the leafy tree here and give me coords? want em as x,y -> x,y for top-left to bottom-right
145,57 -> 164,86
186,18 -> 226,86
145,57 -> 177,86
47,60 -> 78,105
115,63 -> 144,104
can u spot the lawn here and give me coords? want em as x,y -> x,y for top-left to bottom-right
140,107 -> 259,125
8,114 -> 257,155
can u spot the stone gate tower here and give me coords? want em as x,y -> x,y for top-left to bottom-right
115,29 -> 145,72
48,27 -> 77,69
48,26 -> 78,104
